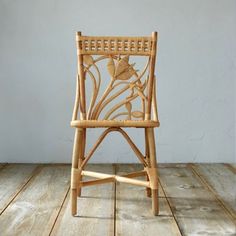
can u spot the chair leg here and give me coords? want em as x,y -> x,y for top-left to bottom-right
145,128 -> 151,197
77,128 -> 86,197
147,128 -> 159,216
71,128 -> 83,216
146,174 -> 152,197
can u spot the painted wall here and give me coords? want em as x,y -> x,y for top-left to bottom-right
0,0 -> 235,163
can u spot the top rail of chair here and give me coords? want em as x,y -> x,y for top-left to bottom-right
76,32 -> 158,56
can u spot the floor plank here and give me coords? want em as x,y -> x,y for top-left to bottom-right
0,163 -> 235,236
192,164 -> 236,220
51,164 -> 115,236
0,165 -> 70,236
115,164 -> 182,236
159,167 -> 235,235
0,164 -> 38,214
226,163 -> 236,174
158,163 -> 188,168
230,163 -> 236,169
0,163 -> 7,169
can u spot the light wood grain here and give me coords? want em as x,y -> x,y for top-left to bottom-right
72,32 -> 159,124
0,163 -> 7,169
191,163 -> 236,220
230,163 -> 236,169
0,165 -> 70,236
0,164 -> 38,214
70,32 -> 160,216
159,167 -> 235,235
115,164 -> 182,236
77,35 -> 153,55
0,164 -> 235,236
51,165 -> 115,236
158,163 -> 188,168
82,170 -> 150,187
71,120 -> 159,128
226,163 -> 236,173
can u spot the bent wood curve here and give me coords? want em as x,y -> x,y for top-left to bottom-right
81,128 -> 147,169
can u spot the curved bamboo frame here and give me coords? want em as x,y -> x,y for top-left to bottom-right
72,43 -> 157,122
71,32 -> 159,216
81,127 -> 148,168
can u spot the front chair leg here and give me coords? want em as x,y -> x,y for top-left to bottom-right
71,128 -> 83,216
77,128 -> 86,197
145,128 -> 151,197
146,174 -> 152,197
147,128 -> 159,216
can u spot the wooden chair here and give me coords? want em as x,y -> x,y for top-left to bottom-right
70,32 -> 160,216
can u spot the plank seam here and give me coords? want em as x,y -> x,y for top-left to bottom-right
158,176 -> 184,236
224,163 -> 236,174
49,186 -> 70,236
113,164 -> 117,236
0,163 -> 8,171
0,164 -> 43,215
189,163 -> 236,222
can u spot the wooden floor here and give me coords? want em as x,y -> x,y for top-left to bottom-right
0,163 -> 235,236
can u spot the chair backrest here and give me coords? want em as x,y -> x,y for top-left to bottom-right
72,32 -> 158,122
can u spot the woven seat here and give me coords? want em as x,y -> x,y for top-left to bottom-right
70,31 -> 160,216
71,119 -> 160,128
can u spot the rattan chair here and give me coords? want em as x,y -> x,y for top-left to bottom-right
70,32 -> 160,216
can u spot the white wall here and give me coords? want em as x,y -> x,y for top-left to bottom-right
0,0 -> 235,163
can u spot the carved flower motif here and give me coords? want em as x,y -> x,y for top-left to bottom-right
107,56 -> 137,80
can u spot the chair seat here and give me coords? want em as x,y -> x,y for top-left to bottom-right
71,119 -> 160,128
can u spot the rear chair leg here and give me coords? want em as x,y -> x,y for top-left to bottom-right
147,128 -> 159,215
71,128 -> 83,216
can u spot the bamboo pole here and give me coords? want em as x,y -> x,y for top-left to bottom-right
145,32 -> 157,120
147,128 -> 159,215
71,128 -> 83,215
81,171 -> 150,188
152,76 -> 158,121
76,32 -> 86,120
81,128 -> 147,169
81,177 -> 114,187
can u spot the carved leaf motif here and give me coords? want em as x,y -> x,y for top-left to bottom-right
116,67 -> 136,81
125,101 -> 132,119
131,111 -> 144,118
115,56 -> 129,76
107,58 -> 115,77
113,56 -> 136,80
83,55 -> 94,65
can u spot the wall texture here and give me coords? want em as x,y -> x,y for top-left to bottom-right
0,0 -> 235,163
